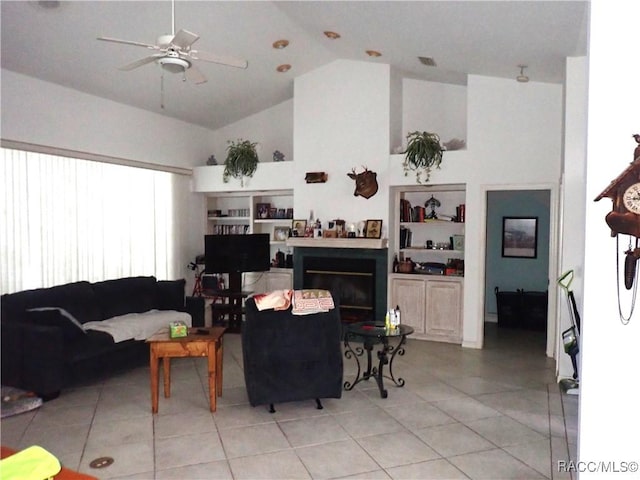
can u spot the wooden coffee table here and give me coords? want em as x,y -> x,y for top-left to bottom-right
146,326 -> 225,413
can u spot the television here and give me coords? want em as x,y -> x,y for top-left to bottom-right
204,234 -> 270,293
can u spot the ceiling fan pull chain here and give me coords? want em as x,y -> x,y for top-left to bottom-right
160,70 -> 165,110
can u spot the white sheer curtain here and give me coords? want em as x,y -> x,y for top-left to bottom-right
0,148 -> 177,294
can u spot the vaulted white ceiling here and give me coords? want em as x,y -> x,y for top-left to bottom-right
1,1 -> 589,131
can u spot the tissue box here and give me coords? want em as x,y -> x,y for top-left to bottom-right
169,321 -> 188,339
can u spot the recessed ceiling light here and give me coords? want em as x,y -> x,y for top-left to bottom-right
418,56 -> 437,67
366,50 -> 382,57
272,39 -> 289,50
276,64 -> 291,73
324,31 -> 341,40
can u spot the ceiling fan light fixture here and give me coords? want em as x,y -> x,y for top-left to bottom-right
323,31 -> 341,40
158,57 -> 190,74
276,64 -> 291,73
366,50 -> 382,57
516,64 -> 529,83
272,39 -> 289,49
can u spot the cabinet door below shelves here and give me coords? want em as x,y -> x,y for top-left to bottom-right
425,279 -> 462,343
390,277 -> 426,335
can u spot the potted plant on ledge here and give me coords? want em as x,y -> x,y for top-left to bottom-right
403,131 -> 444,184
223,138 -> 259,186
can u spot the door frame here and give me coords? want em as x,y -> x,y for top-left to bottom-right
478,183 -> 559,358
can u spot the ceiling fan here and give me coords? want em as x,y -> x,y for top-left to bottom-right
97,0 -> 247,85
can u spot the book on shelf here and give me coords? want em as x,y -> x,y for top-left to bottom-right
400,198 -> 412,222
399,226 -> 412,249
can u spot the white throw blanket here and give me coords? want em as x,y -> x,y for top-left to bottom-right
83,310 -> 192,343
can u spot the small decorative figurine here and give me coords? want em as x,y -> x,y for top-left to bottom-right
273,150 -> 285,162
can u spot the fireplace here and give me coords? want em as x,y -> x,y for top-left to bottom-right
293,246 -> 388,323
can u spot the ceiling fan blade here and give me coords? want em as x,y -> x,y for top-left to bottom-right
171,29 -> 199,50
97,36 -> 158,50
185,65 -> 207,85
119,54 -> 164,71
189,50 -> 248,69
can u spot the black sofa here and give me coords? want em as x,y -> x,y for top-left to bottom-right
242,296 -> 343,412
1,276 -> 204,399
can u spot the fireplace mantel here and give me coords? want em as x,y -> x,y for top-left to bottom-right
286,238 -> 388,249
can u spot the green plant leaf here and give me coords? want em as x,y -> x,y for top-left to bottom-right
223,138 -> 259,183
402,131 -> 443,183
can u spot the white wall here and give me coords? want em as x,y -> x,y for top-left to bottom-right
402,78 -> 467,150
0,69 -> 209,283
557,56 -> 588,380
293,60 -> 391,234
1,70 -> 215,169
580,0 -> 640,472
210,99 -> 293,167
461,75 -> 563,348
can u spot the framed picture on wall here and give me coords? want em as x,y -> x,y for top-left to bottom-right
502,217 -> 538,258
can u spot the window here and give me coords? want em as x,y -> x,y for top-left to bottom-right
0,148 -> 179,294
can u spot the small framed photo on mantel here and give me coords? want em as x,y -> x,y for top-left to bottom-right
291,219 -> 307,237
364,219 -> 383,239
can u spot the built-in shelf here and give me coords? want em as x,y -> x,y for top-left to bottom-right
255,219 -> 292,224
208,216 -> 250,221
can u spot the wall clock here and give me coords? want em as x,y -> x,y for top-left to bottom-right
594,134 -> 640,323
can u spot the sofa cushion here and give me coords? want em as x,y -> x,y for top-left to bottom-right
1,281 -> 101,325
92,276 -> 159,319
26,307 -> 87,342
157,279 -> 186,311
67,330 -> 119,363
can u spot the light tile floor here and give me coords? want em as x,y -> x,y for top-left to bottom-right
1,324 -> 578,479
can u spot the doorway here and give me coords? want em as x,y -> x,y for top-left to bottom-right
484,189 -> 554,353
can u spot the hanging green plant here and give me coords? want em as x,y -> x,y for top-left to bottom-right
403,131 -> 444,184
223,139 -> 259,186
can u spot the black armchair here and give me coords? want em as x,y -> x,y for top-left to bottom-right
242,297 -> 343,412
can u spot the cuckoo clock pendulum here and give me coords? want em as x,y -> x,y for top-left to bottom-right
594,134 -> 640,323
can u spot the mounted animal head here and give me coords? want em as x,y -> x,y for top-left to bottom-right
347,166 -> 379,199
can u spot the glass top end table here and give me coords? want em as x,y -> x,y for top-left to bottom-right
343,321 -> 414,398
